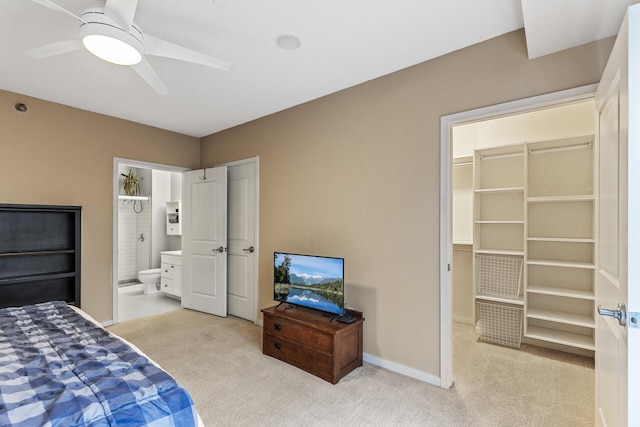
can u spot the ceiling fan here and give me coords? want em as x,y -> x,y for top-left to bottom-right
25,0 -> 232,95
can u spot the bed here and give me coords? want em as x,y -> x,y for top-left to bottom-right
0,204 -> 201,425
0,300 -> 200,426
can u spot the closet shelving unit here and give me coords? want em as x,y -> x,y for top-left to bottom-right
472,144 -> 525,347
471,135 -> 596,352
525,135 -> 595,351
473,143 -> 525,297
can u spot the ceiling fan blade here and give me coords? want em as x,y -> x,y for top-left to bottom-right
131,58 -> 169,95
23,40 -> 83,59
31,0 -> 86,23
143,33 -> 232,71
104,0 -> 138,30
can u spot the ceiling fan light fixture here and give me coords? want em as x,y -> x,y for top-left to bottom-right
80,9 -> 144,66
82,34 -> 142,65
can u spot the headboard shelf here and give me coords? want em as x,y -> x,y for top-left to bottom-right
0,204 -> 81,309
0,272 -> 77,284
0,249 -> 76,257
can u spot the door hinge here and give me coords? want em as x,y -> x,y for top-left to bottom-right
630,312 -> 639,329
447,263 -> 451,272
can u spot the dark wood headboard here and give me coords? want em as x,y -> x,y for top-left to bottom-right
0,204 -> 81,309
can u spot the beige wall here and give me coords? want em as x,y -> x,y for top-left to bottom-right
200,30 -> 614,379
0,90 -> 200,322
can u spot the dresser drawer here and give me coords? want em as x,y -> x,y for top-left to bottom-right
161,262 -> 178,279
263,333 -> 332,379
264,315 -> 332,353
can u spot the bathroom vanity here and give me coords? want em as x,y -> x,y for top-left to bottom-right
160,250 -> 181,298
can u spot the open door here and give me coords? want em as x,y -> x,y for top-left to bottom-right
181,167 -> 228,316
226,159 -> 258,322
595,4 -> 640,426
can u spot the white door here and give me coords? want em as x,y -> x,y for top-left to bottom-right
226,159 -> 258,321
595,5 -> 640,426
181,167 -> 228,316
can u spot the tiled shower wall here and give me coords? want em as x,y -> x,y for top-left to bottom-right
118,199 -> 151,283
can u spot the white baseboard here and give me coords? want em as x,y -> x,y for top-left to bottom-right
363,353 -> 441,387
256,314 -> 441,387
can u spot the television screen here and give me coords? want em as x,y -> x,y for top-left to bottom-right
274,252 -> 344,315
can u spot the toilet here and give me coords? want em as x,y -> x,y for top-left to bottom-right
138,268 -> 161,294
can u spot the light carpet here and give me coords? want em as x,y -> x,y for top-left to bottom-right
107,309 -> 594,426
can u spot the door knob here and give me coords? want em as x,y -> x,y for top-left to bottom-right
597,303 -> 627,326
212,246 -> 225,253
243,246 -> 255,253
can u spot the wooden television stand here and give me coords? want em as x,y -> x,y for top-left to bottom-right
262,305 -> 364,384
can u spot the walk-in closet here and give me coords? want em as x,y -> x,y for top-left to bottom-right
452,99 -> 596,357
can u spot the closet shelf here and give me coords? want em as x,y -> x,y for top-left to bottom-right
525,326 -> 594,351
526,307 -> 595,328
475,220 -> 524,224
527,237 -> 595,243
453,160 -> 473,168
527,284 -> 594,300
475,187 -> 524,194
475,294 -> 524,306
453,155 -> 473,165
527,259 -> 594,269
527,195 -> 594,203
474,249 -> 525,256
118,195 -> 149,201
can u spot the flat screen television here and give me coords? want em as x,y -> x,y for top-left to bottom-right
274,252 -> 344,316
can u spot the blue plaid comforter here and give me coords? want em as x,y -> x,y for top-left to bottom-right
0,301 -> 197,426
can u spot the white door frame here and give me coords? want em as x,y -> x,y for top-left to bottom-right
438,85 -> 597,388
112,157 -> 189,324
217,156 -> 260,324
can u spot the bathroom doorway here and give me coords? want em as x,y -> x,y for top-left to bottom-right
112,158 -> 188,323
113,157 -> 260,325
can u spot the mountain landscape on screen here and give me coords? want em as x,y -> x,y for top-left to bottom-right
289,273 -> 342,286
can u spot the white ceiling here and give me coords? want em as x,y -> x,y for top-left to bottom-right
0,0 -> 634,137
522,0 -> 635,59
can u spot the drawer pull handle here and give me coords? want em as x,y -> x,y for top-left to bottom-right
273,323 -> 281,331
274,342 -> 281,350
